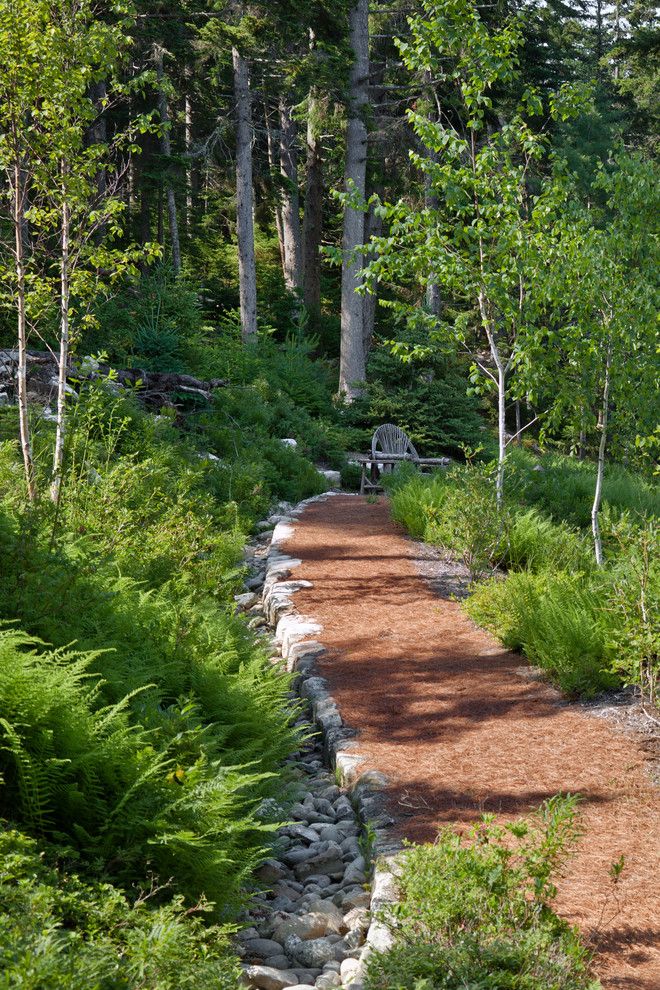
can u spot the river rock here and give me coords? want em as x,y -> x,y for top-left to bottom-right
235,592 -> 258,610
243,938 -> 285,959
242,964 -> 299,990
295,842 -> 344,880
256,859 -> 289,883
340,888 -> 371,911
315,972 -> 341,989
273,906 -> 342,943
284,935 -> 339,968
343,859 -> 366,886
340,958 -> 363,985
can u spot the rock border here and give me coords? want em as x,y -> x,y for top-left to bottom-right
255,491 -> 401,988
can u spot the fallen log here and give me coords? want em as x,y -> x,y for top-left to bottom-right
0,349 -> 227,412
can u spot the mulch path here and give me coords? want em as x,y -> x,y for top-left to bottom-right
284,495 -> 660,990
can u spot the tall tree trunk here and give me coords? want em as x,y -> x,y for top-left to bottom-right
265,105 -> 286,273
12,149 -> 36,501
278,96 -> 303,293
592,339 -> 612,566
339,0 -> 369,399
156,49 -> 181,275
425,165 -> 442,316
51,169 -> 70,505
514,399 -> 522,446
232,46 -> 258,340
303,63 -> 323,316
362,193 -> 382,358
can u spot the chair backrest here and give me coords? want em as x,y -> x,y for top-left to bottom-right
371,423 -> 419,460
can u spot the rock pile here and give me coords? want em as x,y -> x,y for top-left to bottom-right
235,495 -> 399,990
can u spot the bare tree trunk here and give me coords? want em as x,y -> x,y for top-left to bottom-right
362,194 -> 382,358
232,46 -> 257,340
12,152 -> 36,501
156,49 -> 181,275
339,0 -> 369,399
424,162 -> 441,317
265,104 -> 286,273
514,399 -> 522,446
51,169 -> 70,505
592,340 -> 612,566
278,96 -> 303,293
303,67 -> 323,316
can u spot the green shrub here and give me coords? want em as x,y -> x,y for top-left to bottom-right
366,796 -> 599,990
466,572 -> 618,697
0,827 -> 241,990
0,628 -> 285,912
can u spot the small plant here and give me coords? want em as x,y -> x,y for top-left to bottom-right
366,796 -> 600,990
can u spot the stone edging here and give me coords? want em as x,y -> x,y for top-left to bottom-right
261,492 -> 401,974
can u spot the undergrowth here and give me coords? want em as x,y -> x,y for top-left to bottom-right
366,796 -> 600,990
386,457 -> 659,700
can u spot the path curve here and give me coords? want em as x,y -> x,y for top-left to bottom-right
283,494 -> 660,990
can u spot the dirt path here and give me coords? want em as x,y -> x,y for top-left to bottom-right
284,495 -> 660,990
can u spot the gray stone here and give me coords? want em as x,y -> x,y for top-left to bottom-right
295,842 -> 344,881
340,888 -> 371,911
235,592 -> 259,610
335,819 -> 358,837
273,906 -> 342,943
315,973 -> 341,989
263,954 -> 292,970
342,908 -> 369,934
340,837 -> 361,857
339,958 -> 363,986
241,964 -> 300,990
256,859 -> 289,883
284,936 -> 338,969
343,860 -> 366,886
237,927 -> 261,943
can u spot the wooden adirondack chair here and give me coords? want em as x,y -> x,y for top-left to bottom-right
357,423 -> 449,494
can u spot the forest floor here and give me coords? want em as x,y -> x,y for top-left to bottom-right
283,495 -> 660,990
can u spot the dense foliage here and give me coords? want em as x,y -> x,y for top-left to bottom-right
0,0 -> 657,984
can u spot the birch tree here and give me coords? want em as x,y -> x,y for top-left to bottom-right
0,0 -> 50,500
362,0 -> 585,506
11,0 -> 158,504
530,153 -> 659,563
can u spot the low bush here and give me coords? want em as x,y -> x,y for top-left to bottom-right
0,827 -> 241,989
366,796 -> 599,990
386,457 -> 659,701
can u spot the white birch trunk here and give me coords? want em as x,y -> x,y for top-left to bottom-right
496,362 -> 506,510
185,76 -> 193,231
278,96 -> 303,293
156,50 -> 181,275
339,0 -> 369,399
233,46 -> 257,340
51,171 -> 70,505
13,152 -> 36,501
591,340 -> 612,566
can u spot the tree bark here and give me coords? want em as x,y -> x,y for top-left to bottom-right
362,194 -> 382,358
278,96 -> 303,293
12,149 -> 36,501
591,339 -> 612,566
232,46 -> 258,340
265,104 -> 286,273
303,74 -> 323,316
184,71 -> 194,232
339,0 -> 369,399
51,166 -> 70,505
156,49 -> 181,275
